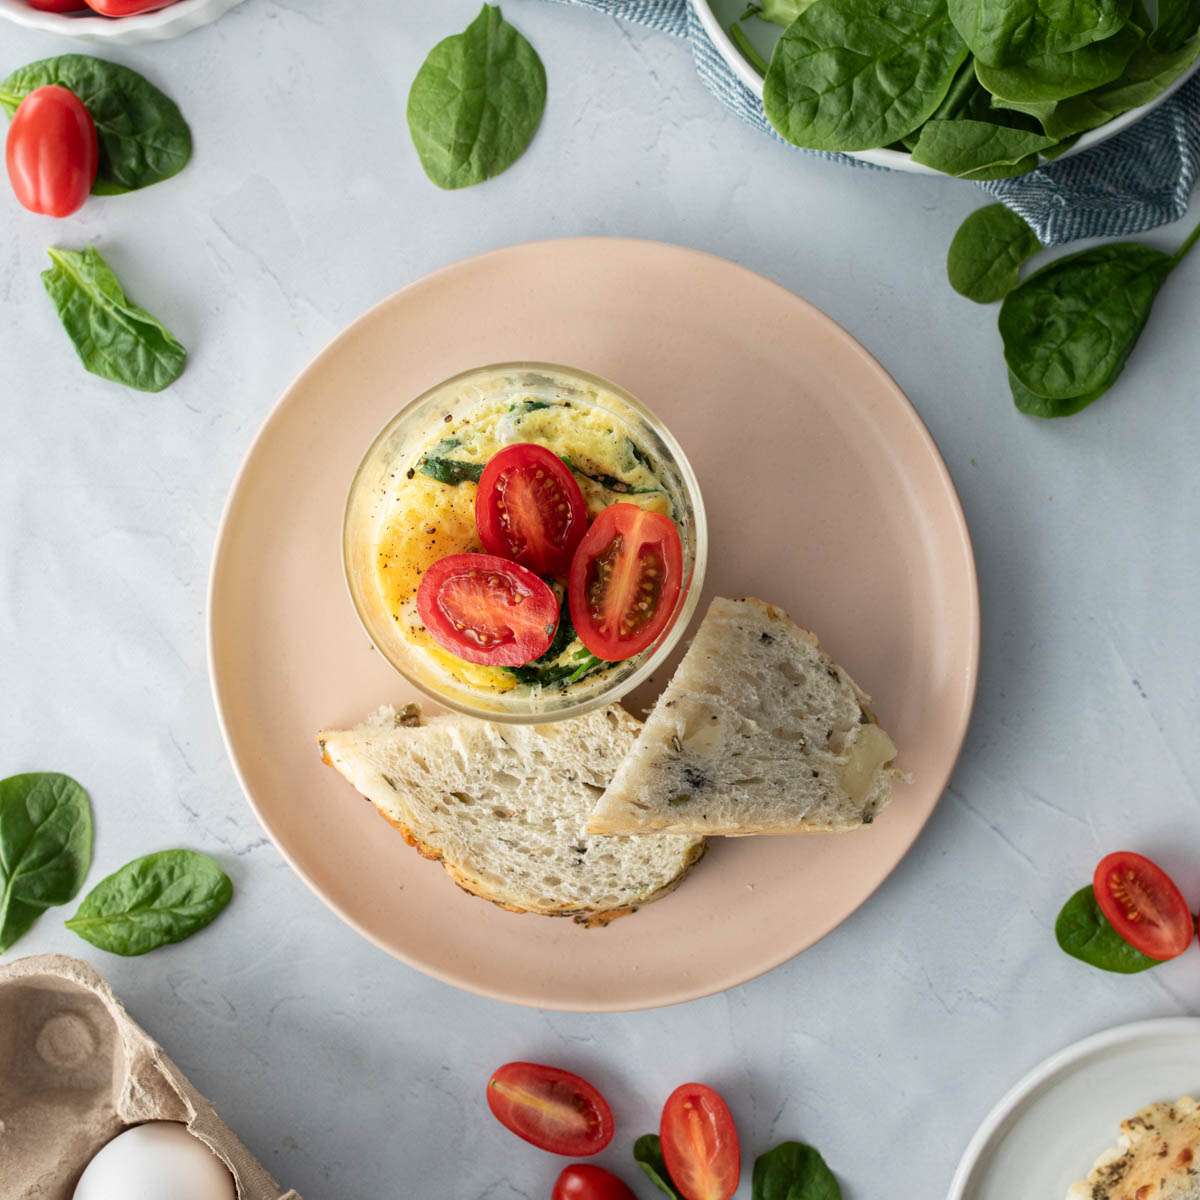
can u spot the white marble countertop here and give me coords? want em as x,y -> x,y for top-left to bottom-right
4,3 -> 1200,1197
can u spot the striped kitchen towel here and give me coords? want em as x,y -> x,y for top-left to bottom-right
540,0 -> 1200,246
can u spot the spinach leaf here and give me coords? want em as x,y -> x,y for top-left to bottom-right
1056,885 -> 1160,971
66,849 -> 233,956
762,0 -> 969,152
503,599 -> 608,687
0,55 -> 191,194
757,0 -> 817,23
1151,0 -> 1200,49
999,226 -> 1200,402
1040,34 -> 1200,137
634,1135 -> 685,1200
974,20 -> 1143,102
1008,370 -> 1105,416
910,118 -> 1056,177
0,773 -> 93,953
418,456 -> 484,485
407,5 -> 546,190
42,247 -> 187,393
902,57 -> 982,147
947,0 -> 1131,66
947,203 -> 1042,302
753,1142 -> 842,1200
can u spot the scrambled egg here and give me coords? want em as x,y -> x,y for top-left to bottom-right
373,393 -> 673,694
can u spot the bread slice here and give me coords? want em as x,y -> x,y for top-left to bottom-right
1066,1096 -> 1200,1200
587,597 -> 900,836
318,703 -> 705,926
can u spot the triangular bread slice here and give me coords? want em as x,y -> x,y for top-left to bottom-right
318,703 -> 705,926
587,597 -> 900,836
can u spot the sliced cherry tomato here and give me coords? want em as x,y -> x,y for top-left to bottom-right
25,0 -> 88,11
82,0 -> 177,13
5,86 -> 98,218
553,1165 -> 638,1200
659,1084 -> 740,1200
475,443 -> 588,577
1093,851 -> 1194,961
568,503 -> 683,662
416,554 -> 557,667
486,1062 -> 614,1157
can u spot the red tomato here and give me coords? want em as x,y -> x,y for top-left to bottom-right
475,443 -> 588,577
82,0 -> 177,13
659,1084 -> 740,1200
5,86 -> 98,218
486,1062 -> 614,1157
416,554 -> 558,667
552,1165 -> 638,1200
1093,851 -> 1194,961
25,0 -> 88,11
568,503 -> 683,662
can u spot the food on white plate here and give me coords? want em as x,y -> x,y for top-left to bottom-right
1066,1096 -> 1200,1200
318,703 -> 705,924
345,364 -> 702,717
73,1121 -> 236,1200
587,596 -> 899,836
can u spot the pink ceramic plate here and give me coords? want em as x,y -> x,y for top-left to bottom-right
208,238 -> 979,1012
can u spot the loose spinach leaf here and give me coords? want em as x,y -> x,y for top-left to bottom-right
1055,885 -> 1160,971
999,232 -> 1196,401
418,456 -> 484,485
634,1135 -> 685,1200
947,0 -> 1131,65
0,773 -> 93,953
42,247 -> 187,393
66,849 -> 233,956
762,0 -> 969,152
974,20 -> 1143,102
407,4 -> 547,190
947,203 -> 1042,302
910,118 -> 1056,177
1008,370 -> 1105,416
753,1142 -> 842,1200
0,55 -> 191,194
1040,34 -> 1200,137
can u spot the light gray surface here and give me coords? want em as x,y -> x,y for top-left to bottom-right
3,3 -> 1199,1198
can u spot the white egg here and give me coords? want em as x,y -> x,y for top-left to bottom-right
73,1121 -> 237,1200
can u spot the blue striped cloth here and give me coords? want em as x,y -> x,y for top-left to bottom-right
540,0 -> 1200,245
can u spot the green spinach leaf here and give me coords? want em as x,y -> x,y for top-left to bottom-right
1008,370 -> 1105,416
1055,885 -> 1160,971
757,0 -> 817,23
753,1142 -> 842,1200
634,1135 -> 685,1200
418,456 -> 484,485
42,247 -> 187,393
1151,0 -> 1200,50
0,773 -> 93,953
974,20 -> 1143,102
999,225 -> 1200,401
762,0 -> 969,152
947,0 -> 1131,65
407,5 -> 546,190
66,849 -> 233,956
502,598 -> 608,687
0,55 -> 191,194
947,203 -> 1042,302
910,118 -> 1056,177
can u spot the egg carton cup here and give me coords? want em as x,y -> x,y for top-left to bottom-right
0,954 -> 301,1200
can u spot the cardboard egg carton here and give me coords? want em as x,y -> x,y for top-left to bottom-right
0,954 -> 301,1200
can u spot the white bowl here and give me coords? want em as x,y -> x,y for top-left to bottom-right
693,0 -> 1200,174
0,0 -> 246,44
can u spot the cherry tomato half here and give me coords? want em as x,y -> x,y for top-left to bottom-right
476,443 -> 589,578
1093,851 -> 1194,961
5,85 -> 98,218
486,1062 -> 614,1157
553,1165 -> 638,1200
416,553 -> 558,667
83,0 -> 178,14
567,503 -> 683,662
25,0 -> 88,11
659,1084 -> 740,1200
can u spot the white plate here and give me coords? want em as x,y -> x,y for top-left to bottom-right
0,0 -> 246,44
949,1018 -> 1200,1200
693,0 -> 1200,175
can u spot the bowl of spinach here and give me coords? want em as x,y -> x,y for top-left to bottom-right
695,0 -> 1200,176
